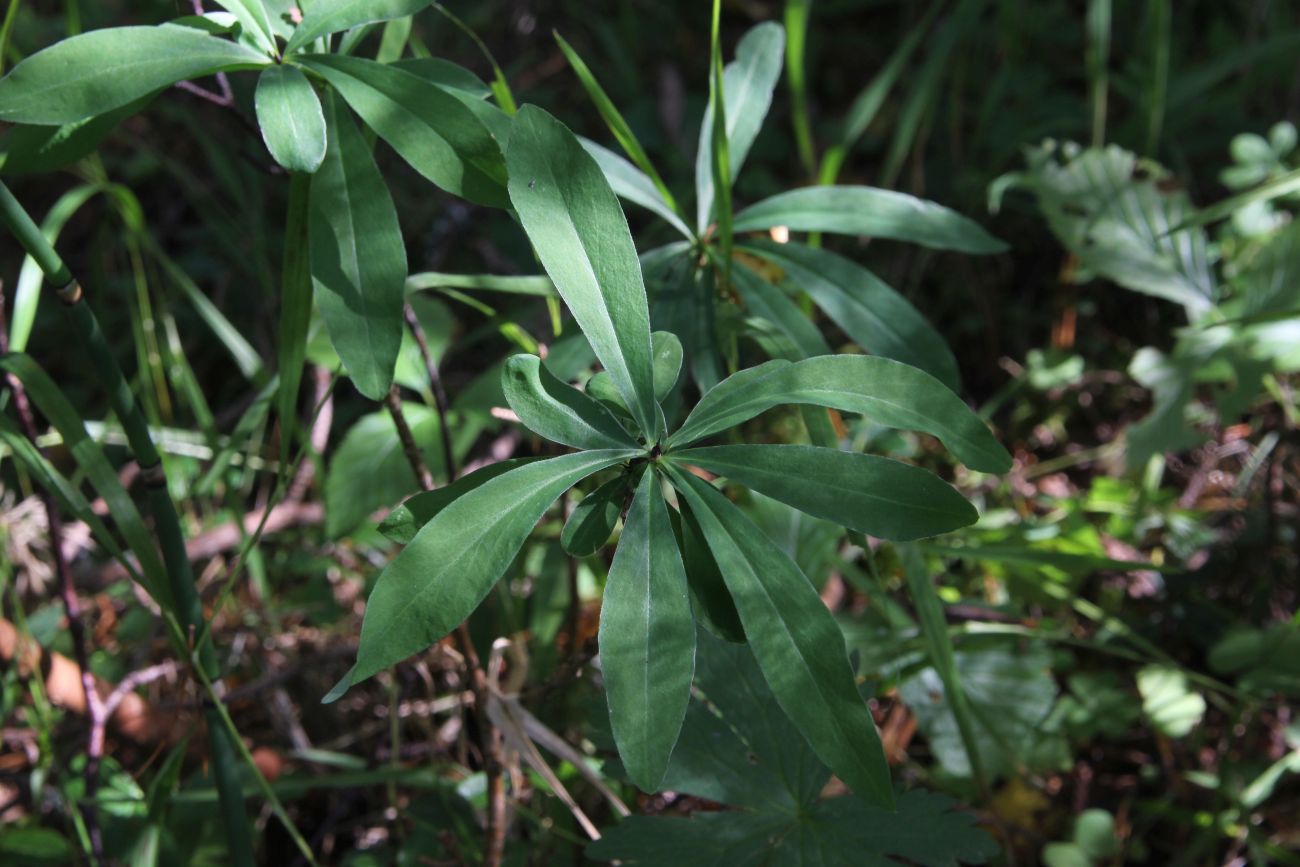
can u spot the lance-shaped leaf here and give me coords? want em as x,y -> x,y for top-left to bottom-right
732,260 -> 830,360
674,445 -> 977,541
732,186 -> 1008,254
695,22 -> 785,230
600,470 -> 696,791
506,105 -> 662,440
327,449 -> 638,699
286,0 -> 429,53
0,25 -> 271,125
394,57 -> 492,97
743,239 -> 961,389
309,93 -> 406,400
580,138 -> 693,239
562,477 -> 626,557
666,355 -> 1011,473
213,0 -> 277,54
379,458 -> 544,544
0,96 -> 154,176
254,66 -> 327,173
297,55 -> 508,207
663,465 -> 893,808
503,354 -> 639,451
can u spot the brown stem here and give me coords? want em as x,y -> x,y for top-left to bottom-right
383,391 -> 507,865
1,286 -> 103,863
384,385 -> 435,492
403,303 -> 457,481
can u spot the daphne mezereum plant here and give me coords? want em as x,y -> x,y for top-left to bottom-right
1,2 -> 517,862
323,103 -> 1013,805
555,14 -> 1006,395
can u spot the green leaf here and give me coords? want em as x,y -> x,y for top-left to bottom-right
213,0 -> 277,54
589,631 -> 997,866
695,22 -> 785,230
580,138 -> 693,239
561,476 -> 626,557
673,445 -> 976,541
901,544 -> 987,789
667,355 -> 1012,474
922,542 -> 1165,574
821,1 -> 939,181
600,470 -> 695,791
731,260 -> 830,360
297,54 -> 508,207
590,792 -> 994,866
663,465 -> 894,808
733,186 -> 1008,254
327,449 -> 637,698
1075,809 -> 1121,860
0,96 -> 153,175
1042,844 -> 1093,867
650,331 -> 683,401
254,66 -> 326,173
502,354 -> 639,450
392,57 -> 491,97
286,0 -> 429,53
1137,665 -> 1205,738
407,271 -> 555,297
0,827 -> 75,864
743,239 -> 960,389
379,458 -> 543,545
309,92 -> 406,400
669,501 -> 744,643
1180,166 -> 1300,232
506,105 -> 661,439
1208,625 -> 1300,696
1006,144 -> 1216,316
897,638 -> 1066,779
585,371 -> 632,418
324,403 -> 445,537
0,25 -> 270,125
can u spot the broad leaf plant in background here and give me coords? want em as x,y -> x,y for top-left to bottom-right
0,0 -> 1016,863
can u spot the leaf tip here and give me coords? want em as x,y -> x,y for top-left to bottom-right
322,666 -> 356,704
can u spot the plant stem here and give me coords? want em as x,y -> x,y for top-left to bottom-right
708,0 -> 733,286
278,172 -> 313,468
0,181 -> 256,866
385,385 -> 435,491
785,0 -> 817,177
403,303 -> 457,481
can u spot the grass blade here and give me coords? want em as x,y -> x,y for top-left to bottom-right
555,31 -> 682,218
